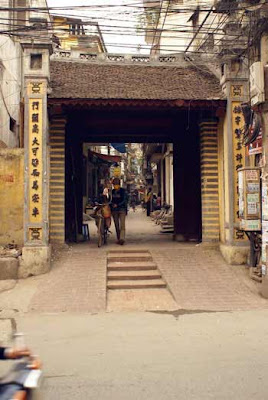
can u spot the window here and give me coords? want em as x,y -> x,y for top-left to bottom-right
30,54 -> 42,70
10,117 -> 16,133
69,23 -> 85,35
9,0 -> 26,33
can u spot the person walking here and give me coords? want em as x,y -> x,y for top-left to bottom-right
130,191 -> 137,212
145,187 -> 153,217
111,178 -> 128,245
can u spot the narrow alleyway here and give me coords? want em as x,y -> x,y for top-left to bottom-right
0,208 -> 267,315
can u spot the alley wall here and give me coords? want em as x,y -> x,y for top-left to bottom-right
0,5 -> 22,148
0,149 -> 24,245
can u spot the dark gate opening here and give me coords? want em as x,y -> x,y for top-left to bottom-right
64,106 -> 202,243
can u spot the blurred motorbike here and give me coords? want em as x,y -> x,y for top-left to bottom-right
0,333 -> 43,400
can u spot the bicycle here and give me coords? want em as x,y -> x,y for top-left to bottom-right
130,201 -> 136,212
93,204 -> 110,247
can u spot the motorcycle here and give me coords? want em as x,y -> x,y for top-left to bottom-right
0,333 -> 43,400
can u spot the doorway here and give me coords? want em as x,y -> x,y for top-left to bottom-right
61,105 -> 202,244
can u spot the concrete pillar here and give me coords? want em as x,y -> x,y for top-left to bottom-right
20,41 -> 52,278
219,63 -> 250,264
165,154 -> 170,205
169,154 -> 174,209
161,158 -> 165,205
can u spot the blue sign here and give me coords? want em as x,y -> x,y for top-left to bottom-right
111,143 -> 127,153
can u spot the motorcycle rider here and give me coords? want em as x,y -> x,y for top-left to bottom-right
0,346 -> 30,360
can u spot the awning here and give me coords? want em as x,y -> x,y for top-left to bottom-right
111,143 -> 127,153
88,150 -> 121,164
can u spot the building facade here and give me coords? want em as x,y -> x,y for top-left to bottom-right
3,0 -> 268,280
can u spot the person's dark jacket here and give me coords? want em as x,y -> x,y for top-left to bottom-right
111,188 -> 128,212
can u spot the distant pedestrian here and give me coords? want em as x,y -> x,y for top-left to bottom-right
145,187 -> 153,217
111,178 -> 128,245
130,191 -> 137,212
156,193 -> 161,210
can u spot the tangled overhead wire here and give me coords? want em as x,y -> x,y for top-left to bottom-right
241,102 -> 261,146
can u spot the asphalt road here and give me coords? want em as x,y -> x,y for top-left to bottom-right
11,309 -> 268,399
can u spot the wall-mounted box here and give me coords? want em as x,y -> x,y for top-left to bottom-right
250,61 -> 265,105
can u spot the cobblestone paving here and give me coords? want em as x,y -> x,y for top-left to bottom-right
152,246 -> 268,311
29,244 -> 107,313
27,208 -> 268,313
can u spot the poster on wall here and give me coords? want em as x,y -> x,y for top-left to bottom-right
238,170 -> 244,218
262,180 -> 268,221
247,183 -> 260,193
262,221 -> 268,263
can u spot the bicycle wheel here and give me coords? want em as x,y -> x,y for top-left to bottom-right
103,227 -> 108,245
98,218 -> 103,247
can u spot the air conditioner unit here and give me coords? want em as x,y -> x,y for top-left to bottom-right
250,61 -> 265,106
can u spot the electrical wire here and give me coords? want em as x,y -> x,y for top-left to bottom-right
0,12 -> 248,36
0,2 -> 263,12
2,0 -> 253,41
0,17 -> 249,50
0,2 -> 264,57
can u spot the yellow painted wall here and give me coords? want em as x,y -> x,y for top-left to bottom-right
53,16 -> 104,53
53,17 -> 79,50
0,149 -> 24,245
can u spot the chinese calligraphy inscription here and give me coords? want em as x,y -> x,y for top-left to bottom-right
29,98 -> 42,224
231,85 -> 243,98
232,101 -> 246,241
29,227 -> 42,241
28,82 -> 43,95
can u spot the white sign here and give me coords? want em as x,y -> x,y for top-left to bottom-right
247,183 -> 260,192
262,221 -> 268,262
246,170 -> 259,180
247,202 -> 257,215
262,180 -> 268,220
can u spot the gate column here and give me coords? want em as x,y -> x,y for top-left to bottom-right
20,40 -> 52,278
219,62 -> 250,264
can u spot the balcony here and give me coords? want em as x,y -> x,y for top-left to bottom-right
214,0 -> 238,13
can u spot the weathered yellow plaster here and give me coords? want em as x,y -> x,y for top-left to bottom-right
0,149 -> 24,245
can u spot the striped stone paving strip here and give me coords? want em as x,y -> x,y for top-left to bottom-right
106,249 -> 178,311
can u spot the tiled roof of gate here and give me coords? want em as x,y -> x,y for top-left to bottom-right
49,60 -> 224,101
